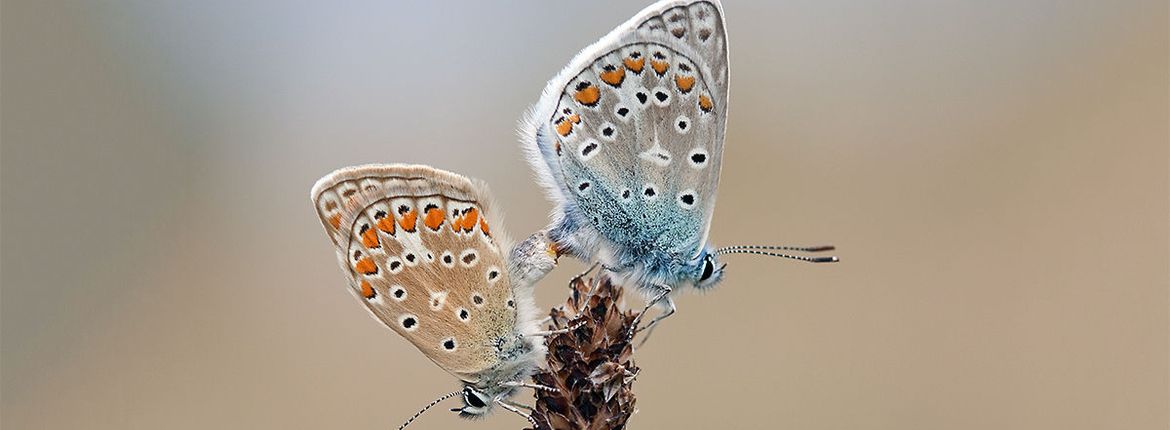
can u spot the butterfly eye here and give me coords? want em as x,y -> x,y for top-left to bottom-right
463,388 -> 487,408
700,257 -> 715,281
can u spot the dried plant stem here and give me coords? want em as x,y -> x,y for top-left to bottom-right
528,275 -> 639,430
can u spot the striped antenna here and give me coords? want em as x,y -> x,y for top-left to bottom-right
399,390 -> 461,430
714,245 -> 839,263
717,245 -> 835,253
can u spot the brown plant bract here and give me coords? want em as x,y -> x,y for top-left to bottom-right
529,276 -> 639,430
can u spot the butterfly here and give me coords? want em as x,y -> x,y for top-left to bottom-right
311,164 -> 567,428
519,0 -> 838,334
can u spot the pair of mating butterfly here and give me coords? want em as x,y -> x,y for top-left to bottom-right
312,0 -> 836,427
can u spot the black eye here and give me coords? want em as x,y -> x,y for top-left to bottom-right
700,258 -> 715,281
464,389 -> 487,408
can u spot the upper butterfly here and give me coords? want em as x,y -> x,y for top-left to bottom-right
311,164 -> 560,426
520,0 -> 837,332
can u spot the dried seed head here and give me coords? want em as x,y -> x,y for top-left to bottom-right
530,276 -> 638,430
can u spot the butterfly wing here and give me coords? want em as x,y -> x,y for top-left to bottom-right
312,164 -> 518,382
521,0 -> 729,262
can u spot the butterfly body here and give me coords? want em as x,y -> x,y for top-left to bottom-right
311,164 -> 547,417
522,0 -> 732,299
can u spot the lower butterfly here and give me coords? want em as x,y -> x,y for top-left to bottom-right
311,164 -> 568,428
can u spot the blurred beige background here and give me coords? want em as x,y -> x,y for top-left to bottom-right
2,1 -> 1167,429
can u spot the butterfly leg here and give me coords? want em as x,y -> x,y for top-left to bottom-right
528,319 -> 586,337
499,380 -> 559,394
627,284 -> 673,343
499,398 -> 536,412
569,262 -> 600,290
635,297 -> 676,348
592,264 -> 618,289
494,396 -> 537,426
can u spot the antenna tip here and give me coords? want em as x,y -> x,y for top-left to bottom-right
807,245 -> 836,252
813,256 -> 839,263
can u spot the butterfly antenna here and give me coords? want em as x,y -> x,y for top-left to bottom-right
398,390 -> 461,430
715,246 -> 839,263
717,245 -> 836,253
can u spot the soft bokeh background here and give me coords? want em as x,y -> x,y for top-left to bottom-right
3,1 -> 1167,429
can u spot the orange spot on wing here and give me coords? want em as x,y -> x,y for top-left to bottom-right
460,208 -> 479,232
360,280 -> 376,299
555,119 -> 573,137
398,209 -> 417,232
424,207 -> 445,230
328,213 -> 341,229
674,75 -> 695,93
479,218 -> 491,237
623,56 -> 644,74
698,95 -> 714,112
555,114 -> 581,137
600,66 -> 625,86
355,257 -> 378,275
651,60 -> 669,76
361,227 -> 380,248
377,216 -> 396,235
574,83 -> 600,106
451,214 -> 463,232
